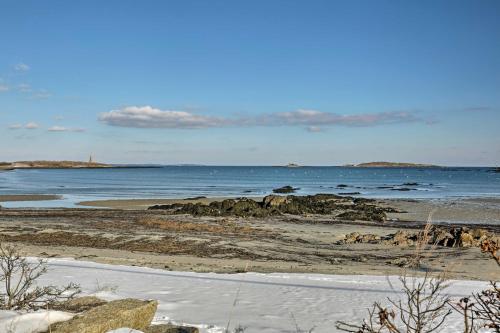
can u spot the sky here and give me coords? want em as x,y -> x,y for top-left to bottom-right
1,0 -> 499,166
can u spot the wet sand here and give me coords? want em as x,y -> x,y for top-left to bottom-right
0,194 -> 62,202
77,196 -> 500,225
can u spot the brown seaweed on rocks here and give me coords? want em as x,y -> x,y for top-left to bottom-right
149,194 -> 394,222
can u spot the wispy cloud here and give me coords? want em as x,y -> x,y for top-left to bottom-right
8,122 -> 39,130
0,84 -> 9,92
24,122 -> 39,129
307,126 -> 323,133
17,83 -> 31,93
463,106 -> 493,112
14,63 -> 30,72
30,90 -> 51,99
47,126 -> 85,132
99,106 -> 424,130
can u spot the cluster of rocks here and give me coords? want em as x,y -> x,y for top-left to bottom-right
340,226 -> 498,248
45,297 -> 197,333
149,194 -> 396,222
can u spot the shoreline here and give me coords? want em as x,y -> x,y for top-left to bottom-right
2,194 -> 500,225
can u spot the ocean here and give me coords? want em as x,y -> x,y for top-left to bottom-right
0,166 -> 499,208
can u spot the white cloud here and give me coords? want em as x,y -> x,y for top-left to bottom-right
307,126 -> 323,133
8,124 -> 23,129
30,90 -> 51,99
0,84 -> 9,92
14,63 -> 30,71
47,126 -> 85,132
99,106 -> 227,129
99,106 -> 424,130
17,83 -> 31,92
25,122 -> 39,129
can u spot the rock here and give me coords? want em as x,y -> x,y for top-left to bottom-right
389,257 -> 411,267
471,228 -> 489,239
360,234 -> 381,243
149,193 -> 392,221
336,184 -> 349,188
432,229 -> 454,247
460,232 -> 475,247
344,232 -> 361,244
272,186 -> 298,194
144,324 -> 199,333
402,182 -> 419,186
50,296 -> 107,313
386,230 -> 414,246
262,195 -> 289,207
49,298 -> 157,333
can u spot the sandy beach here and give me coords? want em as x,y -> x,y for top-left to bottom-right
0,195 -> 498,281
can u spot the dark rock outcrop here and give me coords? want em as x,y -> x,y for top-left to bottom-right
149,194 -> 393,222
272,186 -> 299,194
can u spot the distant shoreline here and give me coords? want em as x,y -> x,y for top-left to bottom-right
0,160 -> 163,170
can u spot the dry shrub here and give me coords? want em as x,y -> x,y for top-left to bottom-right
336,273 -> 451,333
0,243 -> 80,310
481,239 -> 500,266
451,282 -> 500,333
336,208 -> 499,333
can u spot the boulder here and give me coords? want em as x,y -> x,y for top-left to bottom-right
387,230 -> 414,246
263,195 -> 289,207
360,234 -> 381,243
344,232 -> 361,244
432,229 -> 454,247
272,186 -> 298,194
50,296 -> 107,313
460,232 -> 475,247
145,324 -> 199,333
49,298 -> 157,333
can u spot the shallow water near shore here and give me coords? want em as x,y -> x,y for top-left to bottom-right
0,166 -> 499,208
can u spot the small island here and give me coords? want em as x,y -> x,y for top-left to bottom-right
353,161 -> 439,168
0,160 -> 112,170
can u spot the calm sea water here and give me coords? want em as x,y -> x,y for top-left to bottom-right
1,166 -> 499,207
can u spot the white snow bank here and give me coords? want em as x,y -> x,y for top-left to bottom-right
29,258 -> 488,333
0,310 -> 74,333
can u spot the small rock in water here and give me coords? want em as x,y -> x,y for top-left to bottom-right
272,185 -> 299,193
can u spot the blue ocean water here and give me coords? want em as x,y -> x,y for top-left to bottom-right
0,166 -> 499,207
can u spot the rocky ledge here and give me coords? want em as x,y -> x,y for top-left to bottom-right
149,194 -> 397,222
339,226 -> 499,248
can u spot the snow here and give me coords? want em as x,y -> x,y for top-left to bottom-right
0,310 -> 74,333
23,258 -> 489,333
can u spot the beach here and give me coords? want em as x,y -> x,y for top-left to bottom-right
1,195 -> 499,282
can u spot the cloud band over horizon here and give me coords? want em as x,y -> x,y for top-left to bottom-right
99,106 -> 425,130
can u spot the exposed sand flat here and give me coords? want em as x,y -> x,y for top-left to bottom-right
0,194 -> 62,202
384,198 -> 500,225
78,197 -> 263,209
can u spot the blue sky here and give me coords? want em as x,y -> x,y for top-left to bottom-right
1,0 -> 499,166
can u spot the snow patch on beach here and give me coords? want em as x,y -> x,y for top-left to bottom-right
10,258 -> 487,333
